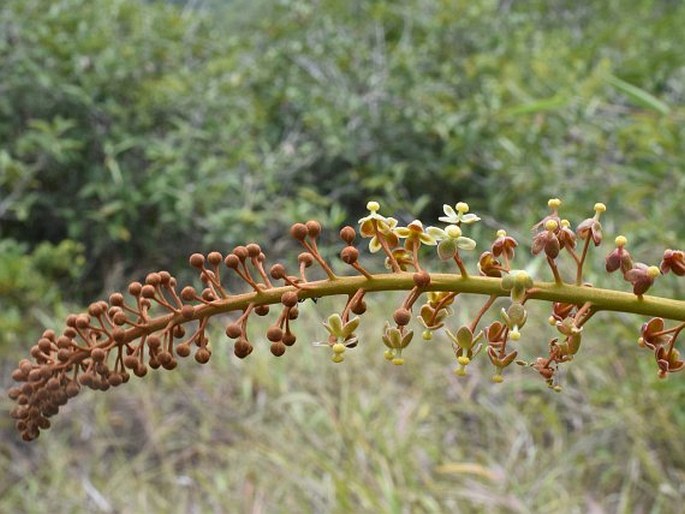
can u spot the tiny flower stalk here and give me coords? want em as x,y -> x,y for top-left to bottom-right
9,199 -> 685,441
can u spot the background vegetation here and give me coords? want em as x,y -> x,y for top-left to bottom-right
1,0 -> 684,512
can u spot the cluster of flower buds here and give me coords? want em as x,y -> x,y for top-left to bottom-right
9,198 -> 685,441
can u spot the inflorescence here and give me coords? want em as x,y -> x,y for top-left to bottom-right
8,199 -> 685,441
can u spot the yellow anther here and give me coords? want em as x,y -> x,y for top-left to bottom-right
496,229 -> 507,237
457,356 -> 470,366
615,235 -> 628,247
647,266 -> 661,278
456,202 -> 469,213
561,219 -> 570,228
548,198 -> 562,208
366,201 -> 380,212
594,202 -> 607,213
544,219 -> 558,231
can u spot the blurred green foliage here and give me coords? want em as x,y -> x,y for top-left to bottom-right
2,0 -> 684,298
0,239 -> 84,349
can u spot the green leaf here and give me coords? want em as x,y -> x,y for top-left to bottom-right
606,74 -> 670,115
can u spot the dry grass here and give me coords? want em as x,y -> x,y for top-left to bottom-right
2,294 -> 685,514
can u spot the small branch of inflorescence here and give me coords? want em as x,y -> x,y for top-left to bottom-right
9,199 -> 685,441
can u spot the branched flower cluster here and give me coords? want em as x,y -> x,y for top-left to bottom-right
9,199 -> 685,441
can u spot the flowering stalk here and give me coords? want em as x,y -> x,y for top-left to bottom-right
9,199 -> 685,441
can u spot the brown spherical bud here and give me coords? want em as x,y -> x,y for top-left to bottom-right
90,348 -> 106,362
225,323 -> 242,339
233,246 -> 249,260
246,244 -> 261,258
176,343 -> 191,358
28,368 -> 43,382
270,342 -> 287,357
42,329 -> 56,341
270,264 -> 287,279
157,351 -> 173,366
413,271 -> 431,288
57,335 -> 72,349
128,282 -> 143,296
224,254 -> 240,269
88,302 -> 104,317
145,272 -> 161,286
393,308 -> 412,326
66,314 -> 78,327
340,226 -> 356,244
202,288 -> 216,301
298,252 -> 314,267
180,286 -> 197,301
282,332 -> 297,346
281,291 -> 299,307
106,373 -> 122,387
134,364 -> 148,377
207,251 -> 223,266
109,292 -> 125,306
288,307 -> 299,320
38,338 -> 52,354
234,339 -> 253,359
158,271 -> 171,284
195,348 -> 211,364
112,311 -> 128,326
123,355 -> 138,369
147,335 -> 162,350
141,284 -> 156,299
306,220 -> 322,238
255,304 -> 270,316
11,369 -> 26,382
19,359 -> 33,374
181,304 -> 195,319
290,223 -> 308,241
340,246 -> 359,264
57,348 -> 71,362
189,253 -> 205,268
65,381 -> 80,398
267,326 -> 283,342
75,314 -> 91,329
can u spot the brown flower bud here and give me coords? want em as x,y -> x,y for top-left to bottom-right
306,220 -> 322,238
270,264 -> 287,279
141,284 -> 156,299
298,252 -> 314,267
234,339 -> 253,359
176,343 -> 191,358
340,246 -> 359,264
393,308 -> 412,326
195,348 -> 211,364
246,244 -> 261,258
233,246 -> 249,260
340,226 -> 356,244
181,305 -> 195,319
281,291 -> 299,307
351,300 -> 367,315
107,293 -> 124,307
267,326 -> 284,342
128,282 -> 143,296
226,323 -> 242,339
282,332 -> 297,346
207,251 -> 223,266
180,286 -> 197,301
255,304 -> 270,316
290,223 -> 308,241
91,348 -> 106,362
224,254 -> 240,269
145,272 -> 162,286
270,341 -> 286,357
413,271 -> 431,287
189,253 -> 205,268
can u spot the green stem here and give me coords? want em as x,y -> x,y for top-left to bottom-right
119,273 -> 685,346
